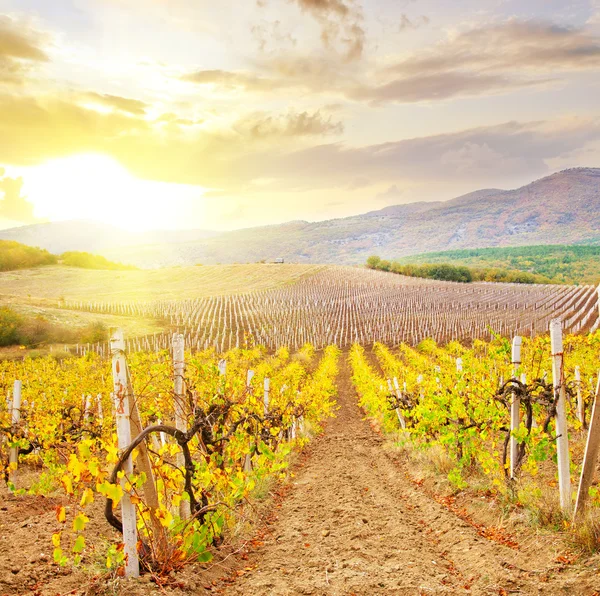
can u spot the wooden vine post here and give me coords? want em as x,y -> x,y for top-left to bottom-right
574,376 -> 600,519
392,377 -> 407,429
110,332 -> 139,578
8,380 -> 22,490
263,378 -> 270,416
510,336 -> 522,479
173,333 -> 190,520
550,320 -> 571,514
575,366 -> 584,426
112,330 -> 165,559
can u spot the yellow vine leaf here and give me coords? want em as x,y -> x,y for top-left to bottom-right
80,488 -> 94,507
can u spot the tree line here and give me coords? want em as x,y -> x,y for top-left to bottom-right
366,256 -> 553,284
0,240 -> 135,272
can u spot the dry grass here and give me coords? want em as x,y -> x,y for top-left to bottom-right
0,263 -> 327,303
571,510 -> 600,553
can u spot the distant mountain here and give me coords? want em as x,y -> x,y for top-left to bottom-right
1,168 -> 599,267
0,220 -> 219,255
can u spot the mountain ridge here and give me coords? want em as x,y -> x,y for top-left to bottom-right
1,167 -> 598,267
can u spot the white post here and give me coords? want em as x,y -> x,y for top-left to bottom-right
110,330 -> 139,578
84,395 -> 92,424
575,366 -> 584,425
574,377 -> 600,519
417,374 -> 423,400
96,394 -> 104,423
173,333 -> 190,520
550,320 -> 571,515
246,370 -> 255,390
510,336 -> 522,479
456,358 -> 463,373
392,377 -> 407,429
158,418 -> 166,447
263,378 -> 270,416
8,380 -> 22,490
218,359 -> 226,377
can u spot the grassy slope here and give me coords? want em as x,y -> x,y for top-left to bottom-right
397,245 -> 600,285
0,263 -> 327,302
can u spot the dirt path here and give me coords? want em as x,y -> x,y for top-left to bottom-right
222,358 -> 598,596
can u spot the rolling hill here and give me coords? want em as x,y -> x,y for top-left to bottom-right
0,168 -> 598,267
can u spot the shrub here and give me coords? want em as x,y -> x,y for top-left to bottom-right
0,240 -> 57,272
61,251 -> 136,271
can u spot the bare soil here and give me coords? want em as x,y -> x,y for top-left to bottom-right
217,358 -> 600,595
2,358 -> 600,595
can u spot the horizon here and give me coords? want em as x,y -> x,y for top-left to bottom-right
1,165 -> 597,235
1,1 -> 600,232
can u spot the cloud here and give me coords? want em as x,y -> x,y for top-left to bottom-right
0,88 -> 598,201
0,92 -> 343,192
243,117 -> 600,191
183,18 -> 599,105
387,20 -> 600,76
180,68 -> 288,92
288,0 -> 366,61
348,19 -> 600,104
180,56 -> 352,96
398,14 -> 430,32
0,15 -> 49,84
80,92 -> 149,116
350,72 -> 552,104
251,20 -> 297,53
0,168 -> 40,223
234,110 -> 344,139
0,94 -> 151,166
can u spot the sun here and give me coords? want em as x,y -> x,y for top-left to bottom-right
19,154 -> 207,232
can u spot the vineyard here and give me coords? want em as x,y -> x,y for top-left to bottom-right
65,267 -> 599,354
0,337 -> 340,592
1,263 -> 600,594
350,331 -> 600,505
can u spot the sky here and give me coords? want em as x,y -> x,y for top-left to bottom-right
0,0 -> 599,232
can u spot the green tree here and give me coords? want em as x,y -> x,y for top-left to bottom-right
366,255 -> 381,269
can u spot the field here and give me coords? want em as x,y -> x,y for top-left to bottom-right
0,263 -> 326,302
0,264 -> 325,355
67,265 -> 598,353
1,263 -> 600,595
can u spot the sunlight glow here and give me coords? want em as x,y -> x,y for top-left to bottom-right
20,154 -> 208,232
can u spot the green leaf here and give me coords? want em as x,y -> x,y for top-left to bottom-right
73,535 -> 85,554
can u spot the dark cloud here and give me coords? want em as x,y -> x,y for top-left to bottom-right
0,15 -> 49,84
0,168 -> 39,223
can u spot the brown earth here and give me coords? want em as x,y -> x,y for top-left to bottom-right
218,358 -> 600,596
2,358 -> 600,595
